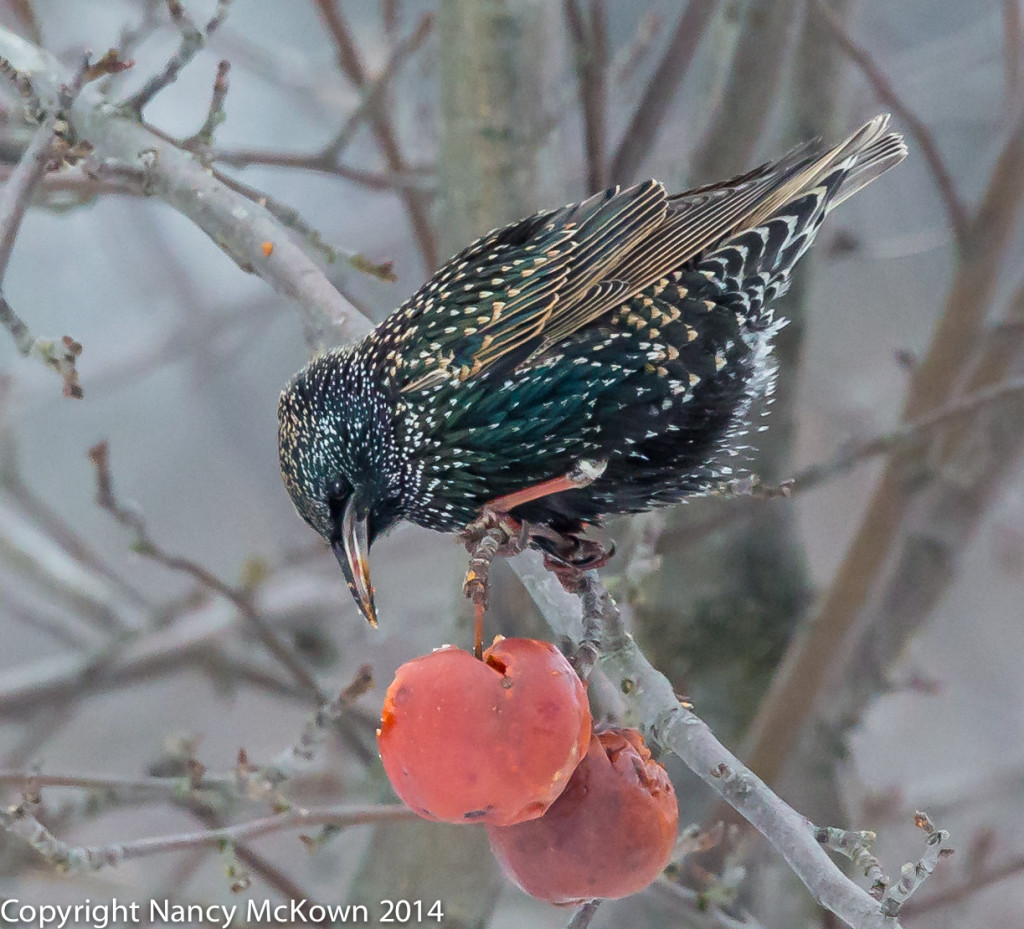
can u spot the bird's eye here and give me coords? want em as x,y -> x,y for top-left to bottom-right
327,477 -> 351,501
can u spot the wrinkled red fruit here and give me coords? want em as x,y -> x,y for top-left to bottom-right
378,637 -> 591,826
486,727 -> 679,905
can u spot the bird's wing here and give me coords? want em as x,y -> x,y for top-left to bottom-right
394,115 -> 904,392
529,115 -> 905,360
393,180 -> 667,392
610,114 -> 905,291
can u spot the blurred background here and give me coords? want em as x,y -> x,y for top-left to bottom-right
0,1 -> 1022,926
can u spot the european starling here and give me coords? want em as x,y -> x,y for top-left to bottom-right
279,115 -> 906,625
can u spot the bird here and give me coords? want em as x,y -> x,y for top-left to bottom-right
278,114 -> 906,627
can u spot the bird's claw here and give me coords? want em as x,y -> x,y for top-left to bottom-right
456,506 -> 528,556
537,534 -> 615,593
459,509 -> 529,657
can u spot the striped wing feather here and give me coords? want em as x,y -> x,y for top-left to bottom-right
396,115 -> 906,391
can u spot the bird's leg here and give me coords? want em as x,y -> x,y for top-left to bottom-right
458,459 -> 607,657
462,521 -> 522,659
479,459 -> 607,515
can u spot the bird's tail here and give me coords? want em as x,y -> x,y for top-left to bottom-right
827,113 -> 909,209
739,113 -> 907,229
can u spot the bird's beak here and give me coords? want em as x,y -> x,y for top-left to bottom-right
331,494 -> 377,627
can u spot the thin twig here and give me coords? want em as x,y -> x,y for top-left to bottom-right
213,147 -> 435,192
565,0 -> 609,191
0,27 -> 374,346
320,12 -> 434,165
661,372 -> 1024,551
1004,0 -> 1023,113
0,768 -> 232,797
816,826 -> 889,898
87,440 -> 326,703
566,900 -> 601,929
184,803 -> 329,912
125,0 -> 233,113
0,800 -> 414,873
1,433 -> 150,608
902,850 -> 1024,917
878,813 -> 954,917
260,665 -> 375,785
809,0 -> 970,244
312,0 -> 439,270
0,58 -> 89,397
0,118 -> 55,280
182,58 -> 230,153
610,1 -> 718,183
104,0 -> 165,93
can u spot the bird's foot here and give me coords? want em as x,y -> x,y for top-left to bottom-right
456,460 -> 608,657
458,508 -> 528,658
530,527 -> 615,594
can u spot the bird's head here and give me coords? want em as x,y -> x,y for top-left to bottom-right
277,349 -> 406,626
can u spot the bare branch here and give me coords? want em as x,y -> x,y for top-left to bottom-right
661,370 -> 1024,553
816,826 -> 889,898
565,0 -> 609,191
312,0 -> 439,270
0,58 -> 89,396
87,440 -> 326,704
770,373 -> 1024,496
1005,0 -> 1023,112
125,0 -> 233,113
809,0 -> 970,244
0,800 -> 414,873
610,1 -> 718,183
182,58 -> 230,153
0,27 -> 373,347
688,0 -> 798,184
320,12 -> 434,165
0,433 -> 150,607
213,147 -> 435,191
0,119 -> 55,279
206,160 -> 396,281
879,814 -> 954,917
509,557 -> 923,929
0,768 -> 233,798
902,850 -> 1024,917
260,665 -> 375,785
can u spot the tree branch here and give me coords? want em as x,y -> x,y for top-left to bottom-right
609,0 -> 718,183
0,26 -> 373,348
311,0 -> 439,271
0,800 -> 414,873
688,0 -> 799,184
182,58 -> 230,153
124,0 -> 233,113
809,0 -> 970,245
659,370 -> 1024,552
565,0 -> 609,191
509,556 -> 934,929
0,61 -> 86,397
320,12 -> 434,165
87,440 -> 326,704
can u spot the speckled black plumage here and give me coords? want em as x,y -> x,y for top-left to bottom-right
279,116 -> 905,560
